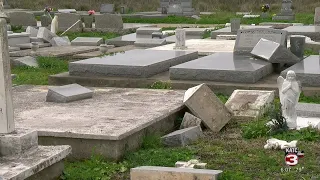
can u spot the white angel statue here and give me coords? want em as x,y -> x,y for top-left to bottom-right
277,70 -> 301,129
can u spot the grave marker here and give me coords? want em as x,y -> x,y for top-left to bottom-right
56,13 -> 82,32
315,7 -> 320,25
100,4 -> 114,14
234,28 -> 287,55
273,0 -> 295,21
290,35 -> 306,59
230,18 -> 240,33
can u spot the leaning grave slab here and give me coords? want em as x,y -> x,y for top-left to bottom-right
281,55 -> 320,87
69,49 -> 198,78
14,85 -> 186,160
170,52 -> 273,83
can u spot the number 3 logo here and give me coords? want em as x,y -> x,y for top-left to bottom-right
285,154 -> 298,166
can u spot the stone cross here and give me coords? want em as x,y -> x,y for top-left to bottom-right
0,0 -> 14,134
175,159 -> 207,169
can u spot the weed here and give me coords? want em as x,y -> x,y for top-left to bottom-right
149,81 -> 172,89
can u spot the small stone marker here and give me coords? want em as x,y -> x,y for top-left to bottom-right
26,26 -> 38,37
175,159 -> 207,169
37,27 -> 57,43
161,126 -> 203,147
51,36 -> 71,46
225,90 -> 275,119
174,28 -> 187,49
71,37 -> 104,46
134,39 -> 166,47
183,84 -> 233,132
315,7 -> 320,25
46,84 -> 93,103
234,28 -> 287,55
180,112 -> 202,129
230,18 -> 240,33
251,38 -> 300,63
13,56 -> 38,67
130,166 -> 222,180
290,35 -> 306,59
0,15 -> 14,133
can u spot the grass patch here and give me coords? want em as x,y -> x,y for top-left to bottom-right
149,81 -> 172,89
304,48 -> 319,56
123,12 -> 314,25
11,25 -> 24,33
58,32 -> 120,41
299,93 -> 320,104
12,57 -> 68,85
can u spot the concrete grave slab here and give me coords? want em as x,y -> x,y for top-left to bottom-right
30,37 -> 45,43
26,26 -> 38,37
8,46 -> 20,52
10,46 -> 99,57
69,49 -> 198,78
149,39 -> 235,56
183,84 -> 233,132
106,33 -> 139,46
297,103 -> 320,118
134,39 -> 166,47
8,33 -> 30,47
131,166 -> 222,180
251,38 -> 300,63
234,28 -> 287,55
211,25 -> 272,39
161,126 -> 203,147
13,56 -> 38,67
136,27 -> 162,35
281,55 -> 320,87
282,26 -> 320,41
180,112 -> 202,129
71,37 -> 104,46
46,84 -> 93,103
225,90 -> 275,120
15,42 -> 51,50
51,36 -> 71,46
14,86 -> 185,159
216,34 -> 237,40
7,12 -> 37,26
170,52 -> 273,83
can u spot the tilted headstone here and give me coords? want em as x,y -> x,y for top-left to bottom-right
26,26 -> 38,37
251,38 -> 300,63
0,16 -> 14,133
100,4 -> 115,14
50,36 -> 71,46
180,112 -> 202,129
161,126 -> 203,147
56,13 -> 82,32
13,56 -> 38,67
183,84 -> 233,132
37,27 -> 57,43
46,84 -> 93,103
234,28 -> 287,55
315,7 -> 320,25
230,18 -> 240,33
94,14 -> 123,30
7,12 -> 37,26
290,35 -> 306,59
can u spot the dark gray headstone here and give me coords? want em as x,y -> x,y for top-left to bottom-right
251,38 -> 300,63
94,14 -> 123,30
100,4 -> 115,14
290,35 -> 306,59
46,84 -> 93,103
8,12 -> 37,26
161,126 -> 203,147
41,15 -> 51,27
272,0 -> 295,21
56,13 -> 82,32
230,18 -> 240,33
234,28 -> 287,55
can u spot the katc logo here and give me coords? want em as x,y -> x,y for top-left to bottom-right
285,147 -> 304,166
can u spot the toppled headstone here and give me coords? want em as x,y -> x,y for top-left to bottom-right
13,56 -> 38,67
134,39 -> 166,47
46,84 -> 93,103
264,138 -> 298,150
26,26 -> 38,37
183,84 -> 233,132
251,38 -> 300,63
161,126 -> 203,147
7,12 -> 37,26
191,15 -> 201,20
71,37 -> 104,46
37,27 -> 57,43
175,159 -> 207,169
51,36 -> 71,46
131,166 -> 222,180
225,90 -> 275,120
95,14 -> 123,30
180,112 -> 202,129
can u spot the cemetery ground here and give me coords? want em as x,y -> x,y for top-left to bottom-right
61,100 -> 320,180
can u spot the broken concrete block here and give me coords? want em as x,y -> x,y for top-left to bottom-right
51,36 -> 71,46
180,112 -> 202,129
183,84 -> 233,132
13,56 -> 38,67
161,126 -> 203,147
26,26 -> 38,37
46,84 -> 93,103
130,166 -> 222,180
37,27 -> 57,43
225,90 -> 275,120
251,38 -> 300,63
